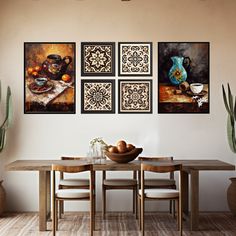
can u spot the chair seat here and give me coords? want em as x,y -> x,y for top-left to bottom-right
139,189 -> 179,198
104,179 -> 137,186
56,189 -> 90,199
59,178 -> 89,187
144,178 -> 176,187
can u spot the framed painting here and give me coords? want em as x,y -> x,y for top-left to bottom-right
81,79 -> 115,113
118,80 -> 152,113
81,42 -> 115,76
118,42 -> 152,76
24,42 -> 76,114
158,42 -> 210,113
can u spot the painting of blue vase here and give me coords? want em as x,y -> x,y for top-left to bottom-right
168,56 -> 189,85
158,42 -> 210,114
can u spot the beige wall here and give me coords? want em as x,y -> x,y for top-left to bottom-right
0,0 -> 236,212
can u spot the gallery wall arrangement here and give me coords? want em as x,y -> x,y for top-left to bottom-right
23,41 -> 210,115
24,42 -> 76,114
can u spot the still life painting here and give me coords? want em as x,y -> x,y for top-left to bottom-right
24,42 -> 76,114
158,42 -> 209,113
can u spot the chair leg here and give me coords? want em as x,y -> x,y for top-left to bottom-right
179,197 -> 183,236
138,197 -> 141,230
173,200 -> 176,218
52,198 -> 56,236
169,200 -> 172,214
55,200 -> 58,231
93,193 -> 96,231
133,188 -> 136,214
176,199 -> 179,231
136,187 -> 139,219
102,186 -> 106,219
141,196 -> 145,236
90,195 -> 94,236
59,200 -> 64,219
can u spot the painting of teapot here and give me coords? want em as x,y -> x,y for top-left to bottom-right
42,54 -> 72,80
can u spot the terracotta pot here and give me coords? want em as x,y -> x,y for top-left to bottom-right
0,180 -> 6,216
227,177 -> 236,215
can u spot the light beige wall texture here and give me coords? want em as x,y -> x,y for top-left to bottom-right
0,0 -> 236,212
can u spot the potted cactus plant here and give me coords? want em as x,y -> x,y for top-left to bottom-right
222,84 -> 236,215
0,81 -> 12,216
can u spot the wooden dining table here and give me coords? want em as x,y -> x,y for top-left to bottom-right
5,159 -> 235,231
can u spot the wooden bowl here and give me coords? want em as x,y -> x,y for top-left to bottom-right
105,148 -> 143,163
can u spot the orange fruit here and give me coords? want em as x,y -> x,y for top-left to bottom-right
32,71 -> 39,78
34,65 -> 41,72
62,74 -> 71,82
27,67 -> 34,75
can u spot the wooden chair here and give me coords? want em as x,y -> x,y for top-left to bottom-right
139,162 -> 183,236
102,170 -> 138,219
138,157 -> 176,215
58,156 -> 92,218
52,164 -> 95,236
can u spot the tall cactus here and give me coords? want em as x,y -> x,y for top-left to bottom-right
0,81 -> 12,152
222,84 -> 236,153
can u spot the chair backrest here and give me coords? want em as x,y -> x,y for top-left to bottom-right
139,156 -> 173,162
61,156 -> 85,160
138,156 -> 174,179
52,164 -> 94,195
140,163 -> 182,192
141,163 -> 181,173
60,156 -> 87,179
52,164 -> 92,173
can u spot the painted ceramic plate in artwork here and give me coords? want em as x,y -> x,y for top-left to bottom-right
186,90 -> 207,97
28,81 -> 54,94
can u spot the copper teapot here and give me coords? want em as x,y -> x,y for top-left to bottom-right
42,54 -> 72,80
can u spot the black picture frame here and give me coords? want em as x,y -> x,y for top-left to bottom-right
81,42 -> 115,76
24,42 -> 76,114
118,79 -> 152,114
81,79 -> 115,113
158,42 -> 210,114
118,42 -> 153,76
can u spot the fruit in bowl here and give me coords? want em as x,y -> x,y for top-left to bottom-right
105,140 -> 142,163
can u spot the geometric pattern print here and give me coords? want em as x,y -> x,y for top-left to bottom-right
119,80 -> 152,113
81,80 -> 115,113
119,43 -> 152,76
81,42 -> 115,76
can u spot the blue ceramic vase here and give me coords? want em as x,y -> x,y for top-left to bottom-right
168,56 -> 188,85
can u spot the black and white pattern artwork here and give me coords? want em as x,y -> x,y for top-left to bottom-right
81,80 -> 115,113
81,42 -> 115,76
118,80 -> 152,113
118,42 -> 152,76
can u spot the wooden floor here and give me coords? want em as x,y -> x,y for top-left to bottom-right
0,212 -> 236,235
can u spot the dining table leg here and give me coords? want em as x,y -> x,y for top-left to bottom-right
182,171 -> 189,216
39,170 -> 51,231
190,169 -> 199,231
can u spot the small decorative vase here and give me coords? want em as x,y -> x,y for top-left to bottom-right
227,177 -> 236,215
168,56 -> 190,85
0,180 -> 6,216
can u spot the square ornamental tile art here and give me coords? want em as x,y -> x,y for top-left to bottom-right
81,80 -> 115,113
119,80 -> 152,113
81,42 -> 115,76
118,42 -> 152,76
